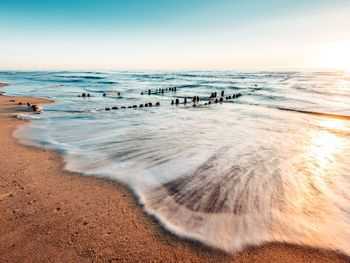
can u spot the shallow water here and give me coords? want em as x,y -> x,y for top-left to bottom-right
1,70 -> 350,253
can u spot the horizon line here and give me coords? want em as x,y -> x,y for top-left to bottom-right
0,67 -> 347,72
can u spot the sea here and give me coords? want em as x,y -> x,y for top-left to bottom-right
0,70 -> 349,254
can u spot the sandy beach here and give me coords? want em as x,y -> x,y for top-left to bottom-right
0,84 -> 349,262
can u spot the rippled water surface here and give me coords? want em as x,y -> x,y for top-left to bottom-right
1,70 -> 350,253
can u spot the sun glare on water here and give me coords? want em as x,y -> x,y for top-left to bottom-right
306,119 -> 346,175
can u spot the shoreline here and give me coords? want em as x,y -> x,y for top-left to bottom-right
0,84 -> 349,262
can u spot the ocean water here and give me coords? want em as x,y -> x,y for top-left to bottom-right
1,70 -> 350,254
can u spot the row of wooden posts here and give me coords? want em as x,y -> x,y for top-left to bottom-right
104,90 -> 242,111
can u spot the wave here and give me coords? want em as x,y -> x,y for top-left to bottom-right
276,107 -> 350,120
78,76 -> 105,80
141,145 -> 350,253
236,100 -> 350,120
97,81 -> 118,84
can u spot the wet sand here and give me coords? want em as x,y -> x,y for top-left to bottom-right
0,84 -> 349,262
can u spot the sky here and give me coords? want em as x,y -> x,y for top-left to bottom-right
1,0 -> 350,70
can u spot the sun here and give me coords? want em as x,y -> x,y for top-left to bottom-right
318,41 -> 350,72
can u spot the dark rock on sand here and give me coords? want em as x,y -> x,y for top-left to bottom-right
31,105 -> 41,113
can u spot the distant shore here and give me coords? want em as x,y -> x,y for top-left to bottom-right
0,82 -> 349,262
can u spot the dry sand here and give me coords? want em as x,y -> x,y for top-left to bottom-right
0,84 -> 349,262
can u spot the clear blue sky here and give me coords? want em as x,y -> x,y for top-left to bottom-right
1,0 -> 350,70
